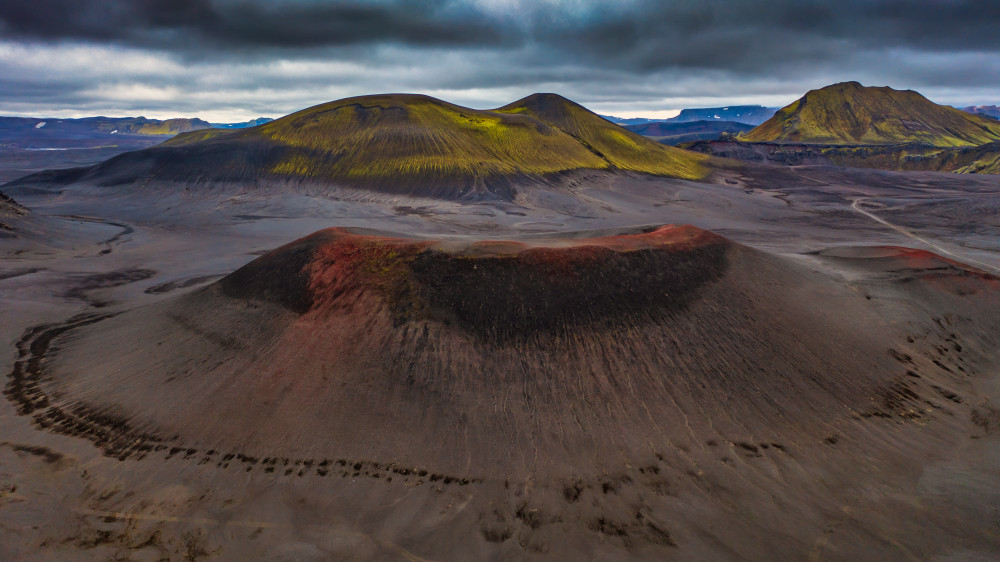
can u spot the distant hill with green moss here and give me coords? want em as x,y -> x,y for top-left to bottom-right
35,93 -> 708,199
743,82 -> 1000,147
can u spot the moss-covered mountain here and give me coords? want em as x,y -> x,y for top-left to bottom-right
15,93 -> 706,199
170,93 -> 707,182
743,82 -> 1000,147
494,93 -> 705,176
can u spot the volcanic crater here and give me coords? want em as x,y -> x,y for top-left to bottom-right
6,220 -> 1000,558
11,224 -> 998,479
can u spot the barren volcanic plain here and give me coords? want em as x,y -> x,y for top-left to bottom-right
2,93 -> 1000,561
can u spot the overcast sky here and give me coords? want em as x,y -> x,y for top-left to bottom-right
1,0 -> 997,122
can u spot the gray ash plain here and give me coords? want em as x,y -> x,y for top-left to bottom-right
2,155 -> 1000,561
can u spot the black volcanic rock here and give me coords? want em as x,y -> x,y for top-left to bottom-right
0,189 -> 26,234
683,139 -> 1000,174
624,120 -> 754,145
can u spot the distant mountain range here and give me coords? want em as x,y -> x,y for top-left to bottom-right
961,105 -> 1000,120
603,105 -> 777,127
5,85 -> 998,188
0,115 -> 276,150
210,117 -> 275,129
0,116 -> 212,149
599,115 -> 662,126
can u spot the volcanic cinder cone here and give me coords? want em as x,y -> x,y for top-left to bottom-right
20,223 -> 995,468
10,225 -> 1000,558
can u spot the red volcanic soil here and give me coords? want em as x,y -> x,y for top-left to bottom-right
816,245 -> 1000,295
8,226 -> 1000,559
219,225 -> 729,340
819,244 -> 995,274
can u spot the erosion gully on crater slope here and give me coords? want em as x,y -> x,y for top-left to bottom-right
4,222 -> 1000,560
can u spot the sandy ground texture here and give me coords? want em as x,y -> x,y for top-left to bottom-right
1,162 -> 1000,560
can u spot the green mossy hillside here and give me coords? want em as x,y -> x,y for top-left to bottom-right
133,118 -> 213,136
23,93 -> 710,199
744,82 -> 1000,147
498,93 -> 707,179
176,93 -> 706,183
258,94 -> 608,179
163,128 -> 236,145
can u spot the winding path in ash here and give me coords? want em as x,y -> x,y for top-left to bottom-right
850,198 -> 1000,274
56,214 -> 135,256
3,314 -> 481,488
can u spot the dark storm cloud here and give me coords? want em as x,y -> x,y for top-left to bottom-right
0,0 -> 998,119
2,0 -> 998,65
0,0 -> 510,49
536,0 -> 1000,72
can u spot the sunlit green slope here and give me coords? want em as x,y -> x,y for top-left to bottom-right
164,93 -> 707,185
744,82 -> 1000,147
497,93 -> 707,179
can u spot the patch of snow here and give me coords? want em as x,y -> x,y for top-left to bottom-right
26,147 -> 104,151
110,129 -> 118,134
35,121 -> 46,128
713,115 -> 720,119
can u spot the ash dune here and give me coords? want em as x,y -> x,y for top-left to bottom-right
4,93 -> 707,201
9,223 -> 1000,558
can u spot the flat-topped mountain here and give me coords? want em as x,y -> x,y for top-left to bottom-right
603,105 -> 776,127
670,105 -> 776,125
5,93 -> 707,200
744,81 -> 1000,147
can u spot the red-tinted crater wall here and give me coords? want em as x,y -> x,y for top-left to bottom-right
220,225 -> 731,342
